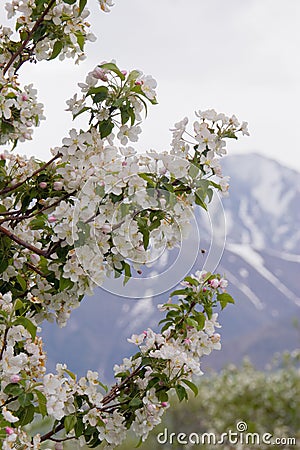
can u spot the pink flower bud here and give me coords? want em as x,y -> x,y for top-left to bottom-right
48,215 -> 57,223
209,279 -> 219,289
0,154 -> 5,160
53,181 -> 63,191
21,94 -> 28,101
101,224 -> 111,234
161,402 -> 168,407
30,253 -> 40,265
5,427 -> 14,435
122,161 -> 127,166
39,182 -> 47,189
121,70 -> 127,76
92,67 -> 108,81
55,443 -> 63,450
135,80 -> 143,86
202,287 -> 207,292
10,374 -> 21,383
219,278 -> 228,289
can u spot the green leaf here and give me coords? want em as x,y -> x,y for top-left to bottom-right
74,417 -> 84,438
170,289 -> 189,297
64,368 -> 76,381
79,0 -> 87,14
194,312 -> 205,330
217,292 -> 235,309
19,392 -> 34,407
14,298 -> 24,311
186,318 -> 198,328
64,414 -> 77,433
17,404 -> 35,426
13,317 -> 37,340
100,62 -> 125,81
160,322 -> 173,333
135,437 -> 144,448
87,86 -> 108,101
4,383 -> 23,397
98,119 -> 114,138
156,390 -> 168,403
222,130 -> 238,139
76,32 -> 85,51
0,309 -> 8,319
59,276 -> 74,291
29,216 -> 46,230
0,258 -> 9,274
123,261 -> 132,286
34,389 -> 47,417
63,0 -> 76,3
138,173 -> 156,186
73,106 -> 89,119
129,398 -> 143,408
120,105 -> 130,125
189,164 -> 199,179
142,228 -> 149,250
181,379 -> 198,397
48,40 -> 63,60
175,385 -> 188,402
184,276 -> 198,286
16,275 -> 27,292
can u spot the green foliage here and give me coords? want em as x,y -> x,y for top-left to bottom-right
118,358 -> 300,450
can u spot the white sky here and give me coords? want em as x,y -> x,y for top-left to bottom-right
3,0 -> 300,172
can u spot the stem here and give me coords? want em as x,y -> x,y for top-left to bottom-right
25,262 -> 46,277
0,192 -> 73,225
3,0 -> 56,75
0,327 -> 9,361
40,423 -> 64,443
0,225 -> 48,257
101,366 -> 142,406
0,153 -> 60,196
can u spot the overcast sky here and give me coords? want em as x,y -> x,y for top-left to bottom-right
4,0 -> 300,172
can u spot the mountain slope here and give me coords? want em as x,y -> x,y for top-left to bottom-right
42,153 -> 300,380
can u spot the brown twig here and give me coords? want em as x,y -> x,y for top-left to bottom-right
0,225 -> 48,257
0,192 -> 74,225
25,262 -> 46,277
101,366 -> 142,406
0,327 -> 9,361
40,423 -> 64,443
3,0 -> 56,75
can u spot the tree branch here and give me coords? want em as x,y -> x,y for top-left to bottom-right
0,225 -> 48,257
40,423 -> 64,443
3,0 -> 57,75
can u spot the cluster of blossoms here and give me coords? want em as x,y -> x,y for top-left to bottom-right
0,73 -> 44,145
3,0 -> 98,67
0,0 -> 248,448
0,271 -> 232,449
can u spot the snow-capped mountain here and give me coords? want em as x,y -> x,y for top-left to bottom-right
42,153 -> 300,379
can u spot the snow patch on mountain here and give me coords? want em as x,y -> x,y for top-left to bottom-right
227,243 -> 300,306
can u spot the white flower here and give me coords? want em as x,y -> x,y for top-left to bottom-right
0,97 -> 14,120
127,333 -> 145,346
117,125 -> 141,145
2,407 -> 19,423
139,75 -> 157,100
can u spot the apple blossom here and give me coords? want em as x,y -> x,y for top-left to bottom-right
0,1 -> 248,448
